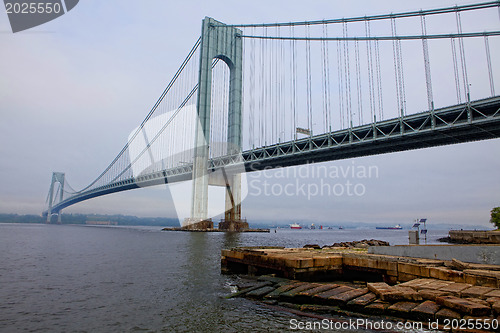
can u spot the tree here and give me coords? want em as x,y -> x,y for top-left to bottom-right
491,207 -> 500,229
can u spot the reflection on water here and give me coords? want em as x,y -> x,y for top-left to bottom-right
0,224 -> 447,332
222,231 -> 241,249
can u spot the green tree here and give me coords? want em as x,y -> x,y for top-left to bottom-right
491,207 -> 500,229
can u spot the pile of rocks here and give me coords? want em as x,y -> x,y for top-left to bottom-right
367,279 -> 500,322
303,240 -> 389,250
326,239 -> 390,248
227,275 -> 500,331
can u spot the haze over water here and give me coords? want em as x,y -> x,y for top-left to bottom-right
0,223 -> 448,332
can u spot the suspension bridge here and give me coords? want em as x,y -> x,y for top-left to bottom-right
44,2 -> 500,229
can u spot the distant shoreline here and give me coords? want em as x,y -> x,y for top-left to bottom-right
0,213 -> 495,230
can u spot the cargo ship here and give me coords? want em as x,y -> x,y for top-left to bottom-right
376,224 -> 403,230
290,223 -> 302,230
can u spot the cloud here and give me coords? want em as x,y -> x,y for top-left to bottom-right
0,0 -> 498,227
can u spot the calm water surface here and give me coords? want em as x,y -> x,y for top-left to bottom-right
0,224 -> 446,332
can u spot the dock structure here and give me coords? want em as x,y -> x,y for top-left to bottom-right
226,275 -> 500,330
222,247 -> 500,329
447,230 -> 500,244
221,247 -> 500,287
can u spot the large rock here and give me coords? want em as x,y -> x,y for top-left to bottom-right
435,308 -> 461,321
439,282 -> 472,296
346,292 -> 377,311
303,244 -> 321,249
313,286 -> 352,303
280,283 -> 318,300
329,239 -> 389,248
264,283 -> 304,300
246,286 -> 276,298
411,300 -> 441,321
297,284 -> 338,297
365,300 -> 390,315
493,302 -> 500,316
436,295 -> 491,316
387,301 -> 419,318
419,289 -> 451,301
461,286 -> 495,299
329,288 -> 369,305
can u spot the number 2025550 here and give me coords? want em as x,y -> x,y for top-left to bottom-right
5,2 -> 62,14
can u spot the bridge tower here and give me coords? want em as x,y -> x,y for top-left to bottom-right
46,172 -> 65,224
185,17 -> 246,230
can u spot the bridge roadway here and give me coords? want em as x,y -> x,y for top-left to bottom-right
46,96 -> 500,214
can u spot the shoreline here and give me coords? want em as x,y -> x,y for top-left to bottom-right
221,245 -> 500,330
225,274 -> 500,332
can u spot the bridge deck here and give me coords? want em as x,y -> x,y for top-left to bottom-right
46,96 -> 500,214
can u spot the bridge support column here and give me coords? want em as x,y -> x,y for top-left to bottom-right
220,171 -> 248,231
46,172 -> 65,224
186,17 -> 244,230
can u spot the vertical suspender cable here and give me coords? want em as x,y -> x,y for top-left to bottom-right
398,29 -> 406,115
262,28 -> 267,145
249,28 -> 255,148
292,25 -> 298,140
263,27 -> 268,145
290,25 -> 297,140
393,16 -> 406,115
279,26 -> 285,141
225,60 -> 229,152
456,9 -> 470,102
421,13 -> 434,112
337,39 -> 344,129
321,22 -> 332,132
343,21 -> 352,128
215,61 -> 219,157
288,25 -> 293,141
266,26 -> 272,144
451,38 -> 462,103
375,40 -> 384,121
270,27 -> 279,143
484,36 -> 496,97
306,23 -> 313,135
276,26 -> 281,142
325,24 -> 331,132
355,39 -> 363,125
321,22 -> 328,133
365,20 -> 375,124
223,61 -> 228,155
391,17 -> 401,116
259,30 -> 264,147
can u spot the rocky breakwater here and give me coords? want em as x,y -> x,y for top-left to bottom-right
227,275 -> 500,331
303,239 -> 390,250
440,230 -> 500,244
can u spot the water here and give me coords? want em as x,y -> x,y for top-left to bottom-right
0,224 -> 447,332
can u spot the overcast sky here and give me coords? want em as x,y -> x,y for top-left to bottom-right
1,0 -> 499,227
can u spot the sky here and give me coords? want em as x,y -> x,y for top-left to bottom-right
0,0 -> 499,227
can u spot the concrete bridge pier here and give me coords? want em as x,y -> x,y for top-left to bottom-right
185,17 -> 245,231
46,172 -> 65,224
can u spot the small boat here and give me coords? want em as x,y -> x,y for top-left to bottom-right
338,226 -> 344,230
376,224 -> 403,230
290,223 -> 302,230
